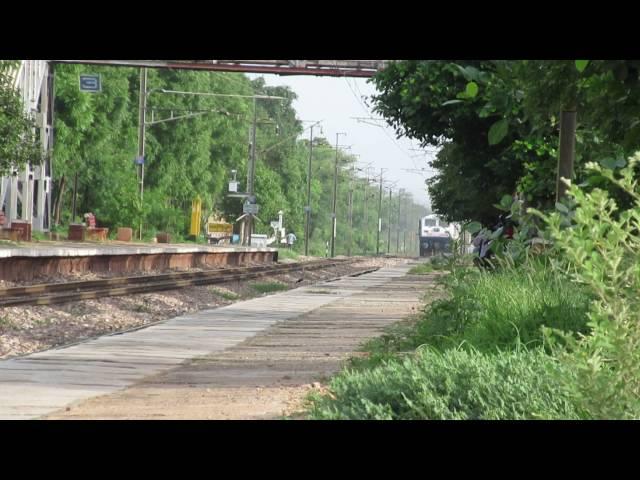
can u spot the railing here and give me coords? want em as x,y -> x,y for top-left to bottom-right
52,60 -> 390,77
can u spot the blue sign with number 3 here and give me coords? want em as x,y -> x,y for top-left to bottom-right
79,75 -> 101,93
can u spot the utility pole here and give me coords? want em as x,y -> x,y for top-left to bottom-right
348,165 -> 354,257
387,187 -> 392,254
304,124 -> 317,256
396,189 -> 402,254
556,107 -> 577,202
245,97 -> 258,247
137,67 -> 147,240
402,196 -> 408,255
362,167 -> 370,255
362,170 -> 370,255
376,168 -> 385,256
331,132 -> 346,257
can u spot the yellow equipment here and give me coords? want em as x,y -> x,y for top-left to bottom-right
206,214 -> 233,244
190,196 -> 202,236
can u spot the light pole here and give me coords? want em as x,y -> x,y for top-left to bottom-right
331,132 -> 346,258
346,156 -> 362,257
361,166 -> 374,255
363,171 -> 370,255
403,199 -> 407,255
387,187 -> 392,254
396,189 -> 403,254
247,97 -> 258,247
137,68 -> 147,240
376,168 -> 386,256
348,165 -> 355,257
303,121 -> 322,256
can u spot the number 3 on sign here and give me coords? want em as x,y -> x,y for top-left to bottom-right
79,75 -> 102,93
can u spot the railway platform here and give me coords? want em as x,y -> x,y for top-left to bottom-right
0,261 -> 429,419
0,240 -> 278,282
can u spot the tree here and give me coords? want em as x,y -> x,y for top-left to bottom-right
0,61 -> 41,175
371,60 -> 640,225
371,61 -> 527,225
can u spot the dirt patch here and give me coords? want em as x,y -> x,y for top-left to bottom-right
0,257 -> 404,360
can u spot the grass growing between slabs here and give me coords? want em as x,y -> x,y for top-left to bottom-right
250,281 -> 289,294
277,248 -> 300,261
408,263 -> 434,275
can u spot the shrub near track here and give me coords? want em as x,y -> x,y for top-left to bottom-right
309,347 -> 579,420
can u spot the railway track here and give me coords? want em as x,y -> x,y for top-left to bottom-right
0,258 -> 362,307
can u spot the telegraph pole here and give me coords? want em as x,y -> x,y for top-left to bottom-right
331,132 -> 346,257
137,67 -> 147,240
362,170 -> 369,255
304,123 -> 317,256
348,166 -> 354,257
245,97 -> 258,246
376,168 -> 385,256
396,189 -> 402,254
387,187 -> 392,254
402,196 -> 408,254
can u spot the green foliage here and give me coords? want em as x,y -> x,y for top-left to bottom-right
309,347 -> 579,420
531,153 -> 640,419
408,263 -> 434,274
50,65 -> 427,253
417,265 -> 590,353
277,248 -> 300,260
372,60 -> 525,225
575,60 -> 590,73
0,61 -> 42,174
250,281 -> 288,294
210,287 -> 240,300
487,118 -> 509,146
371,60 -> 640,227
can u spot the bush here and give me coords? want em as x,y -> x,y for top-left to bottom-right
531,154 -> 640,419
309,347 -> 580,420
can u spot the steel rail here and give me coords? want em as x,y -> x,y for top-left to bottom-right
0,258 -> 359,307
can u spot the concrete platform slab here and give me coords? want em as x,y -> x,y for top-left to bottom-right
0,263 -> 417,419
0,241 -> 278,281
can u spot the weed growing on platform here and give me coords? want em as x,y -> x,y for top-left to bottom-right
210,287 -> 240,300
277,249 -> 300,261
250,281 -> 288,294
408,263 -> 434,275
0,316 -> 13,332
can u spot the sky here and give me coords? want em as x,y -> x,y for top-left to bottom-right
248,74 -> 437,207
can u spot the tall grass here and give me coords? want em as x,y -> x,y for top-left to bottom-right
305,259 -> 593,419
419,264 -> 592,353
277,248 -> 300,261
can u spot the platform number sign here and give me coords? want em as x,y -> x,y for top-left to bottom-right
79,74 -> 102,93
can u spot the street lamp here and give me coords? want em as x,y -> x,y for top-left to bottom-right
331,132 -> 347,257
300,120 -> 323,256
